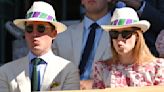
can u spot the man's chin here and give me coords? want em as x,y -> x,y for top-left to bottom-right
31,48 -> 42,55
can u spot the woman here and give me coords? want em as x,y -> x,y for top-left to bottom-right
92,7 -> 164,89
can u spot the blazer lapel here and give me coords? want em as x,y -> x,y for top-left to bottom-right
41,56 -> 69,90
16,56 -> 31,92
72,22 -> 84,65
94,31 -> 110,62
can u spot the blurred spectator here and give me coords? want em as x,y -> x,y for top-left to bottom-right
0,0 -> 26,63
53,0 -> 118,90
155,29 -> 164,58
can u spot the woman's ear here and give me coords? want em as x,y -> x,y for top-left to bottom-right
135,33 -> 139,45
136,35 -> 139,40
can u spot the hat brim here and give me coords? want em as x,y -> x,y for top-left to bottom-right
101,20 -> 150,33
13,18 -> 67,34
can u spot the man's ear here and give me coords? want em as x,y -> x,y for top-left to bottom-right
51,30 -> 57,38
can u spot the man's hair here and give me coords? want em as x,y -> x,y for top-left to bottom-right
48,22 -> 56,30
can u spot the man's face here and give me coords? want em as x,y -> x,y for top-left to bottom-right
25,21 -> 57,56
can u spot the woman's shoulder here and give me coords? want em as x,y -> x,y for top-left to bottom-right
94,60 -> 107,68
95,58 -> 113,65
94,59 -> 114,70
144,58 -> 164,69
153,58 -> 164,66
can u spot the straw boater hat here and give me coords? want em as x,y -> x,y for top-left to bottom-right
13,1 -> 67,33
101,7 -> 150,32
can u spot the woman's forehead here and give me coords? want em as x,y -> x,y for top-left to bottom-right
111,27 -> 140,31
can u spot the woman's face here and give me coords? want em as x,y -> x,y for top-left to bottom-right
110,27 -> 138,56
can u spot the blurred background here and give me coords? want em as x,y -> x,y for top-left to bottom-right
0,0 -> 82,65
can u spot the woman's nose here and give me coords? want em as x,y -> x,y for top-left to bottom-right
117,34 -> 123,40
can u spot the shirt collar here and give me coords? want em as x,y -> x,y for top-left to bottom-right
83,12 -> 111,30
28,50 -> 54,64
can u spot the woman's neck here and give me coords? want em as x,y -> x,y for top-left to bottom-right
119,52 -> 135,65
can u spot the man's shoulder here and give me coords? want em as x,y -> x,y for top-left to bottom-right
63,21 -> 83,33
68,22 -> 83,28
0,56 -> 27,71
55,21 -> 83,39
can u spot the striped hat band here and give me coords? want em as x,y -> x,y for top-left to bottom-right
111,19 -> 139,25
26,11 -> 57,22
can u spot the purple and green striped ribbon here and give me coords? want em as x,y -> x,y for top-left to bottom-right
111,19 -> 138,25
26,12 -> 56,22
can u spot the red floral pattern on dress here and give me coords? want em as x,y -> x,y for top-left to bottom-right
92,58 -> 164,89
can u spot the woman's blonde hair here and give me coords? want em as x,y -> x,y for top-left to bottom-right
111,28 -> 156,65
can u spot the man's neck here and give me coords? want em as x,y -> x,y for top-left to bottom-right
85,8 -> 110,21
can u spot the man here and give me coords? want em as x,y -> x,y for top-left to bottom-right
0,1 -> 80,92
117,0 -> 164,57
53,0 -> 117,89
